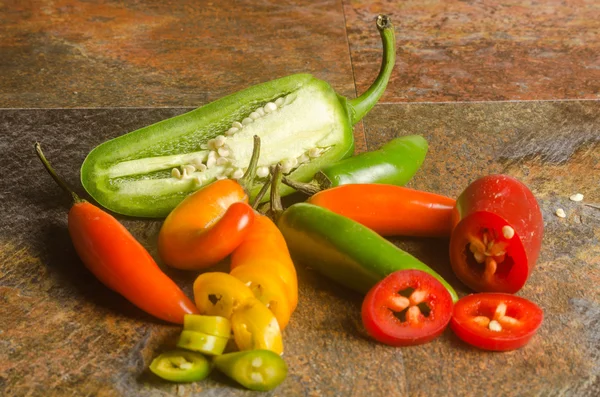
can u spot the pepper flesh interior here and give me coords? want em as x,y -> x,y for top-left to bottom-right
464,228 -> 514,281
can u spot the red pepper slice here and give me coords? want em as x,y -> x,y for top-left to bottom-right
361,270 -> 453,346
450,293 -> 543,351
449,175 -> 543,293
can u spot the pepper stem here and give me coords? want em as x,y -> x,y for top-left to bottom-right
348,15 -> 396,124
251,174 -> 272,209
281,176 -> 322,196
238,135 -> 261,193
268,164 -> 284,222
34,142 -> 83,203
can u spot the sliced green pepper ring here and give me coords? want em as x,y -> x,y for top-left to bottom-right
177,330 -> 229,356
149,350 -> 211,383
213,350 -> 288,391
183,314 -> 232,338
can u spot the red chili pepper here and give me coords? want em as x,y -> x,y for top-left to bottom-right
307,184 -> 456,237
449,175 -> 543,293
35,143 -> 198,324
450,293 -> 543,351
361,270 -> 453,346
158,136 -> 261,270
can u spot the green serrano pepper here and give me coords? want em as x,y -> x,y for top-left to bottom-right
276,203 -> 458,302
283,135 -> 429,195
80,15 -> 396,217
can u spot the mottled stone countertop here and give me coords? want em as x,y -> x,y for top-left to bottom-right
1,1 -> 599,396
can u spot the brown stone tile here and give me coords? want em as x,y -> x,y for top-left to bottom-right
1,102 -> 599,395
345,1 -> 600,102
0,0 -> 356,107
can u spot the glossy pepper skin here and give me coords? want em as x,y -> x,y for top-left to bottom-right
449,174 -> 543,293
35,144 -> 198,324
158,180 -> 255,270
277,203 -> 458,302
284,135 -> 428,194
158,135 -> 262,270
80,15 -> 396,218
307,184 -> 456,237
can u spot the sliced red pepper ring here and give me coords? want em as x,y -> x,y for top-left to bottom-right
176,330 -> 229,356
361,270 -> 453,346
450,293 -> 543,351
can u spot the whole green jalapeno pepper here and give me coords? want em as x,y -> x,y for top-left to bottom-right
276,202 -> 458,302
80,15 -> 396,217
282,134 -> 429,195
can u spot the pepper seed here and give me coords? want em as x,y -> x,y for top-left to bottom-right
275,97 -> 285,106
569,193 -> 584,202
488,320 -> 502,332
257,166 -> 270,178
232,121 -> 243,129
249,112 -> 261,120
555,208 -> 566,218
502,225 -> 515,239
256,108 -> 266,116
226,127 -> 239,136
217,147 -> 230,157
171,168 -> 182,179
264,102 -> 277,113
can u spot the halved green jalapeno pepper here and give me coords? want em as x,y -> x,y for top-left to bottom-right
149,350 -> 211,383
213,350 -> 288,391
284,135 -> 429,195
276,203 -> 458,302
80,15 -> 396,217
183,314 -> 231,338
176,330 -> 229,356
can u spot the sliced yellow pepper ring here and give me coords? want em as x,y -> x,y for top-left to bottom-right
176,330 -> 229,356
230,265 -> 292,330
183,314 -> 231,338
230,297 -> 283,355
193,272 -> 255,319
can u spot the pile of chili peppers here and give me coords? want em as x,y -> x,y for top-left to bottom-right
34,14 -> 545,392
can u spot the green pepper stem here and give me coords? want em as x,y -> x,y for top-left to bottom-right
281,176 -> 322,196
34,142 -> 83,204
251,174 -> 272,209
238,135 -> 261,193
348,15 -> 396,125
268,164 -> 284,221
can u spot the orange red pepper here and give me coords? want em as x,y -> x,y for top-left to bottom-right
36,143 -> 197,324
158,136 -> 261,270
307,184 -> 456,238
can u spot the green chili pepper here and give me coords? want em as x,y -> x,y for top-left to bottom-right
149,350 -> 211,383
276,203 -> 458,302
183,314 -> 231,339
213,350 -> 288,392
283,135 -> 429,195
80,15 -> 396,217
176,330 -> 229,356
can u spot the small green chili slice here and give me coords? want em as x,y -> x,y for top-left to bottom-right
177,330 -> 229,356
213,350 -> 288,391
183,314 -> 232,338
149,350 -> 211,383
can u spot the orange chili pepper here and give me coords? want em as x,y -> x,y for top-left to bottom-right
158,136 -> 262,270
35,143 -> 198,324
229,165 -> 299,329
307,184 -> 456,238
